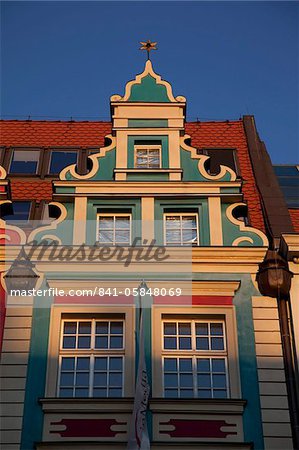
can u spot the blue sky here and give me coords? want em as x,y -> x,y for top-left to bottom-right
1,1 -> 298,163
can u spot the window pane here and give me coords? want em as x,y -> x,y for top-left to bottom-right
198,389 -> 212,398
60,373 -> 74,387
196,323 -> 208,335
63,336 -> 76,349
10,150 -> 39,174
210,323 -> 223,336
179,337 -> 191,349
77,357 -> 90,370
96,322 -> 109,334
182,216 -> 196,229
108,388 -> 122,397
212,359 -> 225,373
64,322 -> 77,334
165,216 -> 180,229
109,357 -> 123,370
115,217 -> 130,229
164,358 -> 177,372
94,373 -> 107,386
110,336 -> 123,348
182,229 -> 197,244
179,359 -> 192,372
95,336 -> 108,348
164,373 -> 178,388
213,390 -> 227,399
197,359 -> 210,372
93,388 -> 107,397
166,230 -> 180,243
164,323 -> 176,335
76,373 -> 89,386
61,357 -> 75,371
78,336 -> 91,349
99,230 -> 113,243
75,388 -> 89,397
196,337 -> 209,350
136,149 -> 147,156
59,388 -> 73,397
50,151 -> 77,174
198,374 -> 211,388
94,357 -> 107,370
78,322 -> 91,334
165,389 -> 178,398
99,217 -> 113,229
110,322 -> 123,334
178,323 -> 191,335
180,373 -> 193,387
212,374 -> 227,388
109,373 -> 122,386
3,202 -> 31,223
115,230 -> 130,243
180,389 -> 193,398
211,337 -> 224,350
164,337 -> 177,349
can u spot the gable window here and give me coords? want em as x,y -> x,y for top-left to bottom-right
163,320 -> 228,398
198,148 -> 239,176
164,213 -> 199,246
9,150 -> 40,174
134,145 -> 161,168
97,214 -> 131,245
2,201 -> 32,223
49,151 -> 78,174
58,319 -> 124,398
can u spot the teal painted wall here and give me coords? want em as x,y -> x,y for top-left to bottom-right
221,204 -> 265,246
180,148 -> 232,182
65,148 -> 116,181
128,75 -> 170,102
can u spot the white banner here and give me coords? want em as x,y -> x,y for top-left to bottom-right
127,309 -> 150,450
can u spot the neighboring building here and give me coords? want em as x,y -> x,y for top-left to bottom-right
0,60 -> 297,450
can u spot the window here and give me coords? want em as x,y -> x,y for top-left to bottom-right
49,151 -> 78,174
2,201 -> 32,223
164,214 -> 199,246
97,214 -> 131,245
134,145 -> 161,168
9,150 -> 40,174
58,319 -> 124,398
162,320 -> 228,399
198,148 -> 239,175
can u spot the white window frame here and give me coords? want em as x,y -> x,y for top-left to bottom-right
152,305 -> 241,399
161,319 -> 229,399
163,213 -> 199,246
134,144 -> 162,169
96,213 -> 132,245
45,306 -> 135,398
57,318 -> 125,398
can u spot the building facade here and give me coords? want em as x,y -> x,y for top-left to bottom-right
0,61 -> 297,450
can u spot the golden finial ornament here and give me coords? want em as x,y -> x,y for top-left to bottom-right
140,40 -> 157,60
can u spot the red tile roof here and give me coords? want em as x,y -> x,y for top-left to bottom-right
289,209 -> 299,232
10,179 -> 53,201
0,120 -> 265,232
0,120 -> 112,147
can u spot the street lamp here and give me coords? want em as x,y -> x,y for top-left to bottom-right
4,248 -> 39,293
